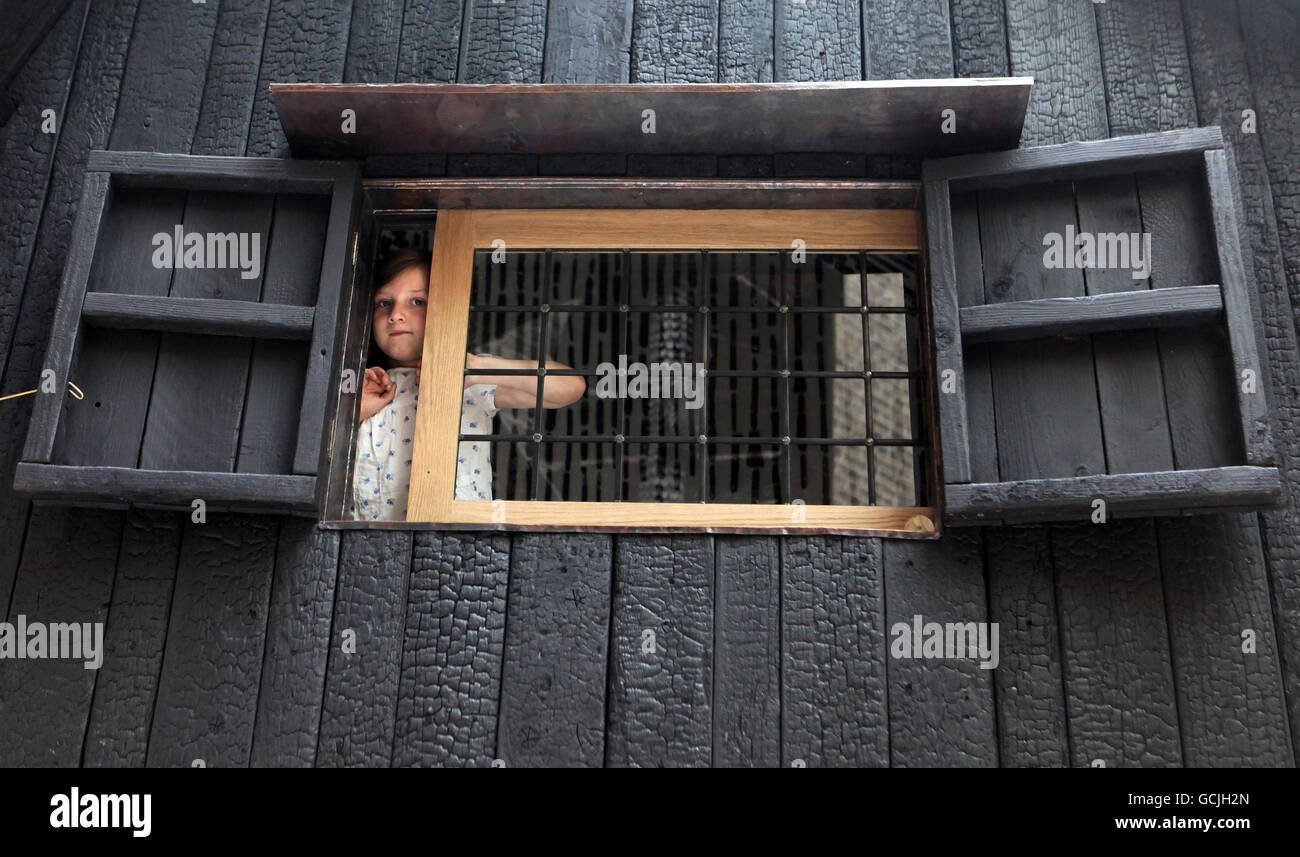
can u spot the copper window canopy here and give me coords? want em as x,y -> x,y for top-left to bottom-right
271,79 -> 1032,159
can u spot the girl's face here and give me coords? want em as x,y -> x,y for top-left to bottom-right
372,265 -> 428,368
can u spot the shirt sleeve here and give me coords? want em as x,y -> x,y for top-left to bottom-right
477,384 -> 500,418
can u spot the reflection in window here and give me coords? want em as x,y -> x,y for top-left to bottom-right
461,250 -> 928,506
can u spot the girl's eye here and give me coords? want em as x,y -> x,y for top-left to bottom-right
412,298 -> 426,307
375,298 -> 391,309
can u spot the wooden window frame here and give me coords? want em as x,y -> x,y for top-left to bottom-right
378,205 -> 939,538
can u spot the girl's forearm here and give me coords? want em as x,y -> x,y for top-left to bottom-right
464,353 -> 585,406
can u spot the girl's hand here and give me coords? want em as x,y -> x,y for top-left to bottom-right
359,367 -> 395,423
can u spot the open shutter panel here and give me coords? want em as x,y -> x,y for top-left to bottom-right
14,151 -> 362,516
922,126 -> 1281,525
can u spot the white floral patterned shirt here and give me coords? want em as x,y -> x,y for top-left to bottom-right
350,367 -> 499,520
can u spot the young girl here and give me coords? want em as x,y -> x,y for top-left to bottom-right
350,248 -> 585,521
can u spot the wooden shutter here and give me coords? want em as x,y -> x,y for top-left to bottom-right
14,151 -> 362,516
922,126 -> 1280,525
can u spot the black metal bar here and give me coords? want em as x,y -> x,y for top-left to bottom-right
529,250 -> 551,500
861,250 -> 876,505
698,250 -> 708,503
461,366 -> 923,379
465,434 -> 921,445
614,248 -> 629,501
780,250 -> 793,503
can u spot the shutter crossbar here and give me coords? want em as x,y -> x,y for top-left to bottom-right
959,285 -> 1223,344
81,293 -> 316,339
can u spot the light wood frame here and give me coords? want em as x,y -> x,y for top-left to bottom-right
405,208 -> 938,537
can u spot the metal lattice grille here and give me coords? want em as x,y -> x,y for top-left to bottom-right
462,249 -> 928,506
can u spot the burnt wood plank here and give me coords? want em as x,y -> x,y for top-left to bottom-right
927,128 -> 1221,189
392,533 -> 511,767
713,536 -> 779,767
0,0 -> 77,97
1239,0 -> 1300,335
870,0 -> 994,770
1188,0 -> 1300,767
1205,148 -> 1274,466
80,293 -> 316,339
781,536 -> 887,767
399,0 -> 462,83
952,0 -> 1058,776
976,181 -> 1106,482
885,530 -> 998,766
776,0 -> 858,82
20,170 -> 109,463
950,0 -> 1008,79
145,516 -> 278,767
1090,0 -> 1279,774
863,0 -> 953,80
631,0 -> 716,83
718,0 -> 773,82
950,192 -> 998,487
0,507 -> 120,766
985,524 -> 1067,766
0,0 -> 132,628
1157,514 -> 1292,766
543,0 -> 633,83
248,520 -> 340,766
342,0 -> 403,84
1051,520 -> 1181,766
497,534 -> 611,767
316,531 -> 412,767
606,535 -> 713,766
82,511 -> 181,767
0,0 -> 84,387
247,0 -> 352,159
958,285 -> 1224,343
107,0 -> 217,153
269,81 -> 1032,158
924,180 -> 970,485
1073,173 -> 1175,475
1096,0 -> 1198,137
946,466 -> 1281,523
459,0 -> 541,84
190,0 -> 269,157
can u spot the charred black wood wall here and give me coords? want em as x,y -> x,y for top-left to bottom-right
0,0 -> 1296,767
